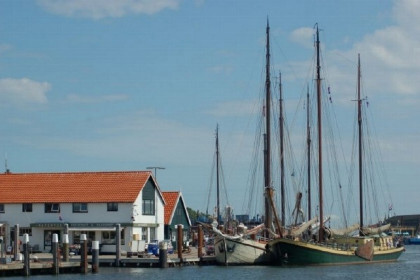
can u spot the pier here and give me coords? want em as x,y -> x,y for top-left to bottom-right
0,247 -> 216,276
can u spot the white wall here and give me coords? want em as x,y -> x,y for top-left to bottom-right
0,203 -> 133,226
0,186 -> 166,252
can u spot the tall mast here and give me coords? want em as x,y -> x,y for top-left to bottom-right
264,19 -> 273,231
357,54 -> 364,235
216,124 -> 221,226
279,72 -> 285,227
307,85 -> 312,221
315,24 -> 324,242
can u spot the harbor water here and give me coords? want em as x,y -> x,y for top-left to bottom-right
7,245 -> 419,280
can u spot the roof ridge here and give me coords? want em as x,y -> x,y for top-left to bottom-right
0,170 -> 152,175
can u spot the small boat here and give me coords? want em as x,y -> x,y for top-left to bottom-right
407,235 -> 420,245
214,223 -> 270,264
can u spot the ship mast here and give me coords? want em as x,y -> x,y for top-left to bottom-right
315,24 -> 324,242
307,85 -> 312,222
357,54 -> 364,235
279,72 -> 285,227
264,19 -> 273,232
216,124 -> 221,226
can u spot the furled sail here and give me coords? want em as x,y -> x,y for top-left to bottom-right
361,223 -> 391,235
289,216 -> 318,237
324,223 -> 360,237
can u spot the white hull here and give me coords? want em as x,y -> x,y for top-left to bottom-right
214,236 -> 269,265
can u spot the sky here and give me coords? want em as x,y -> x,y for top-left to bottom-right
0,0 -> 419,220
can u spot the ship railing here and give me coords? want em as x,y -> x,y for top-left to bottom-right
321,242 -> 353,251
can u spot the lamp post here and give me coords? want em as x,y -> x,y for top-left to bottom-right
146,166 -> 165,180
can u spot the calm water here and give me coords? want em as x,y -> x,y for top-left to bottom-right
8,246 -> 420,279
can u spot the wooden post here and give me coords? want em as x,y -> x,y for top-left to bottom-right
22,233 -> 30,276
80,234 -> 88,274
158,241 -> 168,268
198,225 -> 203,258
62,234 -> 69,262
52,233 -> 59,275
176,224 -> 183,261
13,224 -> 19,261
0,235 -> 3,260
91,241 -> 99,273
115,224 -> 121,267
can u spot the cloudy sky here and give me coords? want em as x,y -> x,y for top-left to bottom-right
0,0 -> 419,219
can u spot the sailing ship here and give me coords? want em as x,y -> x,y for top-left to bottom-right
213,20 -> 282,265
268,25 -> 404,265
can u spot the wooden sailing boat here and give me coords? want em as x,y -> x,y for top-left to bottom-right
211,123 -> 269,265
268,25 -> 404,265
213,20 -> 281,265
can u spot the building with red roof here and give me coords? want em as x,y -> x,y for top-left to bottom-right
0,171 -> 166,253
162,191 -> 191,247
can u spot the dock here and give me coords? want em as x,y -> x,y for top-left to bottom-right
0,247 -> 216,276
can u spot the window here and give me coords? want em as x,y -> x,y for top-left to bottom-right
150,227 -> 156,241
22,203 -> 32,212
20,227 -> 32,236
72,203 -> 88,213
142,227 -> 148,242
142,199 -> 155,215
0,204 -> 4,213
101,229 -> 125,245
44,230 -> 60,247
107,202 -> 118,212
45,203 -> 60,213
120,228 -> 125,245
102,231 -> 116,244
142,182 -> 155,215
73,231 -> 94,245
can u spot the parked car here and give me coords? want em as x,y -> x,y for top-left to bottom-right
205,238 -> 215,255
147,240 -> 174,256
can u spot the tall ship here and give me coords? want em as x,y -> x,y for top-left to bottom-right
213,20 -> 282,265
268,25 -> 404,265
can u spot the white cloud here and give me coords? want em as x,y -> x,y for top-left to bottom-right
324,0 -> 420,100
289,27 -> 314,49
0,44 -> 12,54
208,65 -> 233,75
37,110 -> 213,165
36,0 -> 180,19
0,78 -> 50,105
65,93 -> 129,103
206,99 -> 259,117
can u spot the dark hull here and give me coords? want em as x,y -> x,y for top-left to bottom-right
269,238 -> 404,265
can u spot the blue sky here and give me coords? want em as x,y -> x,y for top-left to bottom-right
0,0 -> 419,220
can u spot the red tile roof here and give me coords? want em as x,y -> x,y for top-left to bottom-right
0,171 -> 153,203
162,191 -> 180,225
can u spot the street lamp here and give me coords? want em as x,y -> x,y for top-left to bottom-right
146,166 -> 165,180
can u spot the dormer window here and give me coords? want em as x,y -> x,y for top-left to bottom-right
142,182 -> 155,215
45,203 -> 60,213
